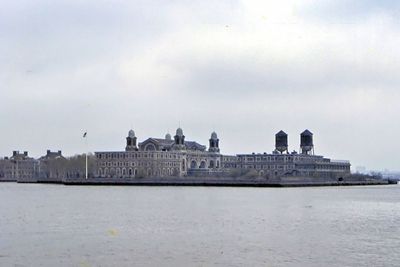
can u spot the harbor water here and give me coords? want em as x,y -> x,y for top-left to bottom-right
1,183 -> 399,266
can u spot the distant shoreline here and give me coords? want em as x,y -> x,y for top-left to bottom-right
1,176 -> 397,187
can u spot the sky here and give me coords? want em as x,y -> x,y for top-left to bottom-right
1,0 -> 399,171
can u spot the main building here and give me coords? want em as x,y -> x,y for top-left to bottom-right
95,128 -> 351,179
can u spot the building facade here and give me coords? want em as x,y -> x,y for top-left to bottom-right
38,150 -> 66,179
0,129 -> 350,180
230,153 -> 350,178
95,128 -> 223,178
0,151 -> 38,181
95,128 -> 351,179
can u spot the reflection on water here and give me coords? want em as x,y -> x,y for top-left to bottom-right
1,184 -> 399,266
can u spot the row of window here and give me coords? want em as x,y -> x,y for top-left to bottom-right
239,155 -> 328,163
315,165 -> 350,170
243,164 -> 293,170
99,161 -> 180,168
222,157 -> 237,162
97,152 -> 180,160
98,167 -> 180,177
241,156 -> 294,162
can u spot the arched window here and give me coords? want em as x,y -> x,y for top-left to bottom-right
209,160 -> 215,169
145,143 -> 157,151
190,160 -> 197,169
199,161 -> 206,169
129,168 -> 133,176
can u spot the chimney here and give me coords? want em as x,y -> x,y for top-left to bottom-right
13,151 -> 17,156
47,150 -> 51,155
58,150 -> 62,155
24,151 -> 28,156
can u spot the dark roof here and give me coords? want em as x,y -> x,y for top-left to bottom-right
10,151 -> 32,160
152,138 -> 175,146
301,129 -> 313,136
39,150 -> 65,161
185,141 -> 206,151
276,130 -> 287,136
139,138 -> 174,147
140,138 -> 206,151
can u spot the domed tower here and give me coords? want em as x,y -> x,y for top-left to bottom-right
173,128 -> 186,150
125,129 -> 138,151
275,130 -> 288,154
165,132 -> 172,141
300,130 -> 314,155
209,131 -> 220,153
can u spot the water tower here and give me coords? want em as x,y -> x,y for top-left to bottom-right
275,130 -> 288,154
300,130 -> 314,155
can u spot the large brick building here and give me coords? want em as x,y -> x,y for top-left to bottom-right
95,128 -> 223,178
95,128 -> 351,179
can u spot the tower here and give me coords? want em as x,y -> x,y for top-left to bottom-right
125,129 -> 138,151
275,130 -> 288,154
208,131 -> 220,153
173,128 -> 186,150
300,130 -> 314,155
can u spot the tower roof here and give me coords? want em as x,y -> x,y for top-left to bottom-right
176,127 -> 184,136
128,129 -> 136,138
276,130 -> 287,136
301,129 -> 313,136
211,131 -> 218,139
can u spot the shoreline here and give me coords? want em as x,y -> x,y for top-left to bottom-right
1,176 -> 397,187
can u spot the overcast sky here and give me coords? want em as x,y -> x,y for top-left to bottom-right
1,0 -> 399,171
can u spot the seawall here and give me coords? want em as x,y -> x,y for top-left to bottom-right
1,176 -> 396,187
63,176 -> 392,187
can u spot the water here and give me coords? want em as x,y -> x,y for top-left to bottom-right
0,183 -> 399,267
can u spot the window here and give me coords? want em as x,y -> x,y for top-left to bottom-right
209,160 -> 215,168
145,144 -> 156,151
190,160 -> 197,169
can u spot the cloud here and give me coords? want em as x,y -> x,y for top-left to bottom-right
298,0 -> 400,23
0,0 -> 400,170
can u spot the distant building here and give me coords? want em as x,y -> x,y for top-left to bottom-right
95,128 -> 351,179
0,151 -> 38,181
38,150 -> 66,179
0,129 -> 351,180
39,150 -> 65,161
230,153 -> 350,178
